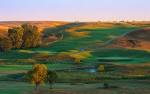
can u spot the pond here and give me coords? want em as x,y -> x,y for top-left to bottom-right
82,68 -> 97,73
59,66 -> 98,73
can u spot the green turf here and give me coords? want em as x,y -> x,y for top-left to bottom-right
30,26 -> 139,52
0,24 -> 147,61
0,80 -> 150,94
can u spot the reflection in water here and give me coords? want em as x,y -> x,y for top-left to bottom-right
83,68 -> 97,73
89,68 -> 97,73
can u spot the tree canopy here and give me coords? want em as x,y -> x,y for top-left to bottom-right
28,64 -> 48,90
0,23 -> 42,52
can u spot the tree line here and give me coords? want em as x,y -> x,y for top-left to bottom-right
0,24 -> 41,51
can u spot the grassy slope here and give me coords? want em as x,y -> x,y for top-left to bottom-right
0,22 -> 150,74
0,22 -> 150,94
30,24 -> 140,52
0,22 -> 150,80
0,22 -> 150,66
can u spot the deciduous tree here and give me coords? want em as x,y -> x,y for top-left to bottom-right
29,64 -> 48,90
22,24 -> 41,48
47,71 -> 58,89
8,27 -> 23,48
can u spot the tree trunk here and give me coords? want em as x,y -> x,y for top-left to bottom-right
50,83 -> 53,89
35,83 -> 39,91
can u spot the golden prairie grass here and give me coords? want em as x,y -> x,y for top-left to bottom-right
66,27 -> 89,37
0,21 -> 68,35
60,50 -> 91,63
80,22 -> 114,29
65,22 -> 116,37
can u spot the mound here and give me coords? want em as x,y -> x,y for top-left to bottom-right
108,28 -> 150,49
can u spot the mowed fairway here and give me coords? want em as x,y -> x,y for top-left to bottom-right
0,22 -> 150,94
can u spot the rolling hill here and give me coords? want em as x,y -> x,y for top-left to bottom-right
0,21 -> 68,37
0,21 -> 150,65
108,27 -> 150,50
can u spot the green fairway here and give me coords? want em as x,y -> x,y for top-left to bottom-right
0,0 -> 150,93
0,22 -> 150,94
0,23 -> 149,64
30,26 -> 140,52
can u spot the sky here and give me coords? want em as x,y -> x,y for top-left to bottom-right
0,0 -> 150,21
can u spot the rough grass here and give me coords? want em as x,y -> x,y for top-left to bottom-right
0,80 -> 150,94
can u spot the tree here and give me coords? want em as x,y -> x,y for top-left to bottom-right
8,27 -> 23,48
29,64 -> 48,90
0,37 -> 12,51
98,64 -> 105,72
22,24 -> 41,48
47,71 -> 58,89
1,24 -> 42,51
97,64 -> 109,88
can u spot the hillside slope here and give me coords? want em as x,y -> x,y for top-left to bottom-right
0,21 -> 68,37
108,28 -> 150,50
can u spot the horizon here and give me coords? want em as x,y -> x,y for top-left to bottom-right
0,20 -> 150,23
0,0 -> 150,21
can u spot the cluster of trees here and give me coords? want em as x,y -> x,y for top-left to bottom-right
0,24 -> 41,51
28,64 -> 57,90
